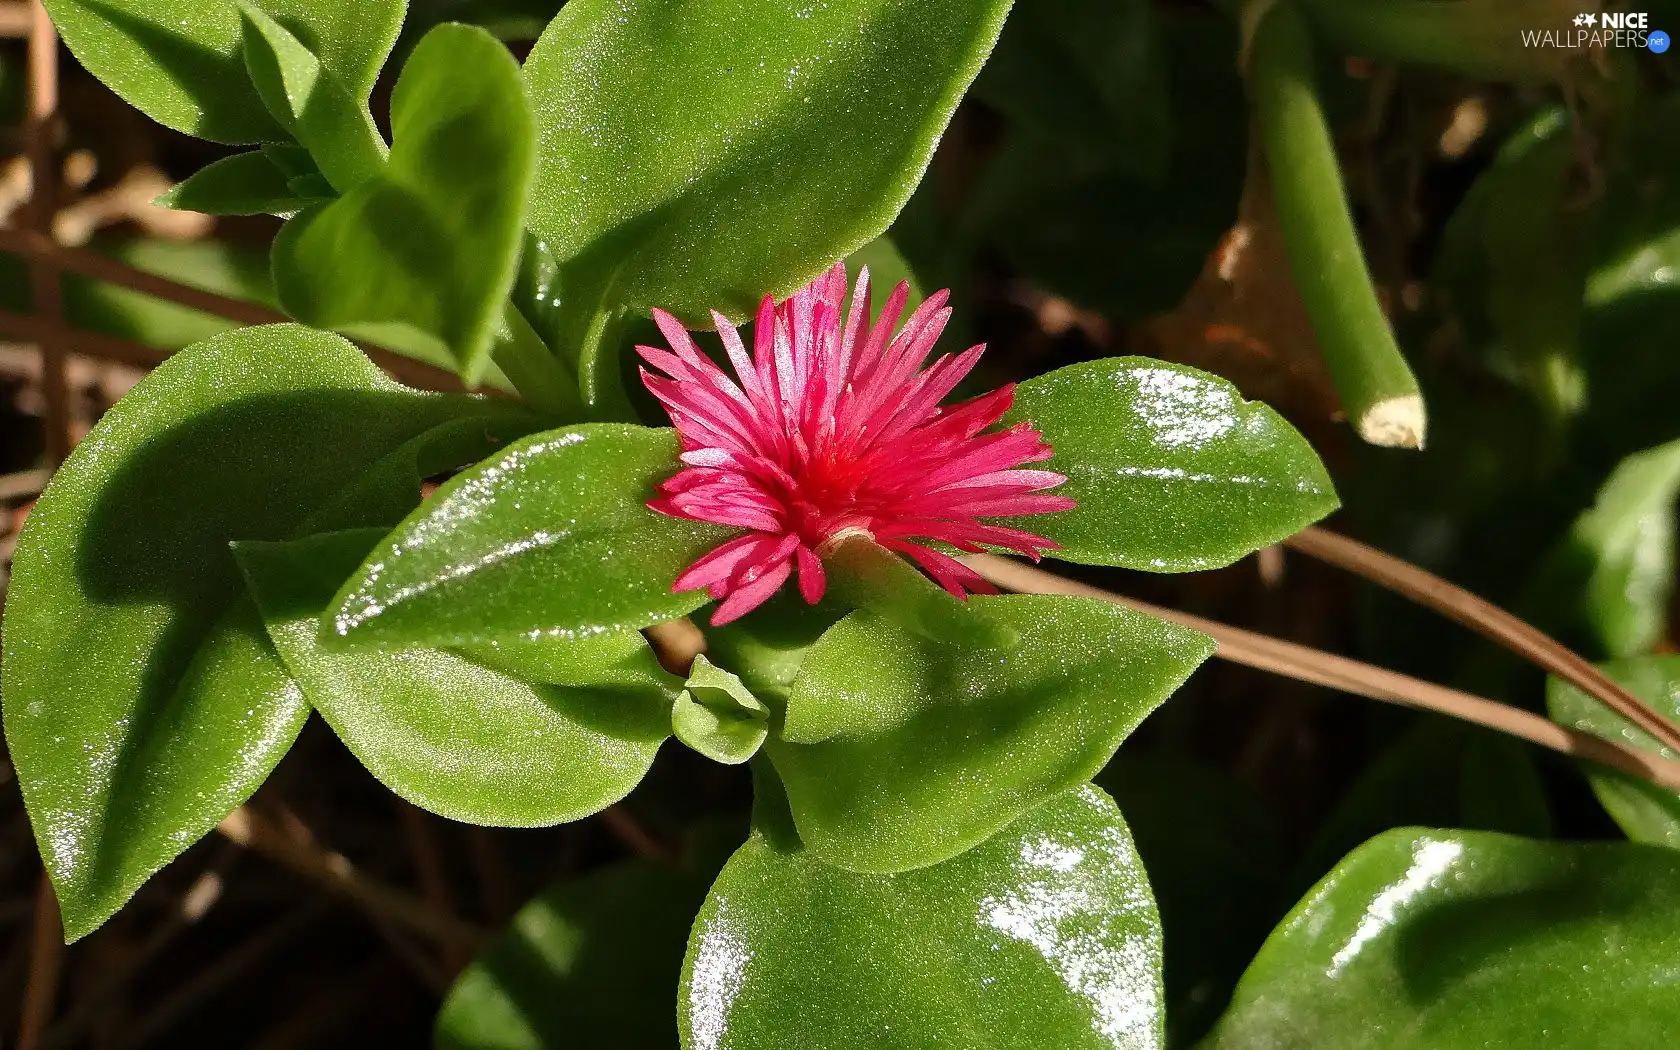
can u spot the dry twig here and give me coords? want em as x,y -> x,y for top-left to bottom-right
1285,526 -> 1680,753
214,806 -> 486,951
965,553 -> 1680,793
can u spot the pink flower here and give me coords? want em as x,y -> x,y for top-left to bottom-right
638,262 -> 1075,625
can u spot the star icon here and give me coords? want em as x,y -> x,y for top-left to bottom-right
1575,13 -> 1587,25
1585,12 -> 1598,25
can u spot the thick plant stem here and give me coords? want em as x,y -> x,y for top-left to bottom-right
491,303 -> 582,418
1249,1 -> 1426,449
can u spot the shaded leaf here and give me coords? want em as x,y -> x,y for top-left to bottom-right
238,529 -> 673,826
768,594 -> 1214,872
153,149 -> 310,216
42,0 -> 404,143
272,23 -> 534,382
437,847 -> 728,1050
1548,655 -> 1680,850
0,324 -> 508,939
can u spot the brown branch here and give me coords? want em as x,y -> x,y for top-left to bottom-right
965,554 -> 1680,793
25,0 -> 67,466
15,873 -> 62,1050
598,805 -> 674,863
645,617 -> 707,676
0,468 -> 48,502
1285,525 -> 1680,753
395,801 -> 467,973
0,4 -> 29,38
0,309 -> 171,370
0,227 -> 467,392
215,806 -> 486,951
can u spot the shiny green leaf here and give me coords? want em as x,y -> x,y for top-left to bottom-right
1548,655 -> 1680,850
0,324 -> 506,939
521,0 -> 1012,325
329,423 -> 729,648
768,594 -> 1214,872
681,785 -> 1164,1050
673,655 -> 769,766
1201,829 -> 1680,1050
238,529 -> 672,826
437,837 -> 733,1050
41,0 -> 404,144
1008,358 -> 1338,572
237,1 -> 386,192
272,23 -> 534,382
153,150 -> 310,217
1547,439 -> 1680,658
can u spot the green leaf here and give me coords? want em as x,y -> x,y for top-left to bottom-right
681,784 -> 1164,1050
845,236 -> 924,317
1097,755 -> 1285,1044
0,324 -> 510,939
1578,93 -> 1680,462
1548,655 -> 1680,850
1542,439 -> 1680,659
1007,358 -> 1338,572
970,11 -> 1244,320
328,423 -> 729,649
237,529 -> 672,826
521,0 -> 1012,326
457,629 -> 679,697
436,836 -> 734,1050
153,150 -> 311,216
767,594 -> 1214,873
672,655 -> 769,766
42,0 -> 405,144
237,1 -> 387,193
1201,829 -> 1680,1050
973,0 -> 1169,179
271,23 -> 535,383
704,589 -> 846,707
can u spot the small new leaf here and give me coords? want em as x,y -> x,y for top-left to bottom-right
153,151 -> 310,217
673,655 -> 770,765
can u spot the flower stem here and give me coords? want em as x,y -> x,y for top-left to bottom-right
489,302 -> 582,419
1249,0 -> 1426,448
825,535 -> 1019,649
